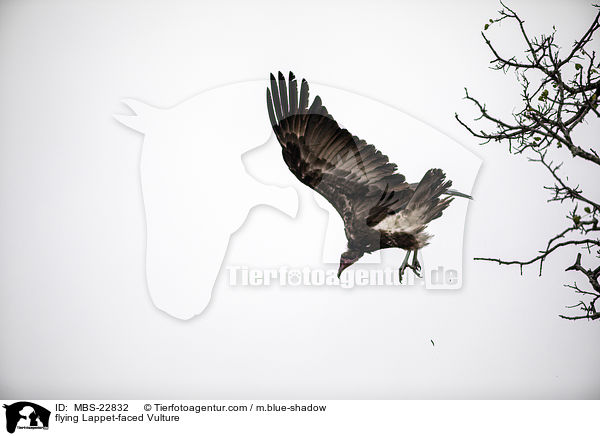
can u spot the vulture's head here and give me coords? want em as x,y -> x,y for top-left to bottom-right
338,249 -> 362,278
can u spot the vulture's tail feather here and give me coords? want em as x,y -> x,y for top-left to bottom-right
446,189 -> 472,200
406,169 -> 454,224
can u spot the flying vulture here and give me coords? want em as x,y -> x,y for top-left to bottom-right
266,72 -> 471,281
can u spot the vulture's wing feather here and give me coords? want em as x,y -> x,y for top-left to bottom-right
267,72 -> 412,230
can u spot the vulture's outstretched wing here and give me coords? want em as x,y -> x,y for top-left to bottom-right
266,71 -> 414,234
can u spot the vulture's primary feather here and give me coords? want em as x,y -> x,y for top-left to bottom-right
266,72 -> 471,281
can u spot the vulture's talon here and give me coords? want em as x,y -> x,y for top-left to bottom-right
398,266 -> 407,283
412,251 -> 421,272
406,263 -> 422,278
398,250 -> 411,283
410,265 -> 422,278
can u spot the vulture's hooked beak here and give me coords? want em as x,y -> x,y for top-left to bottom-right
337,259 -> 353,278
338,250 -> 361,278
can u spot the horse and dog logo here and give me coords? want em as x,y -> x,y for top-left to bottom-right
3,402 -> 50,433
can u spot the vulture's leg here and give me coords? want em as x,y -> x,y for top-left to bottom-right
410,250 -> 422,277
398,250 -> 411,282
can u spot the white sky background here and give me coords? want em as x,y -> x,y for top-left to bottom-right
0,0 -> 598,399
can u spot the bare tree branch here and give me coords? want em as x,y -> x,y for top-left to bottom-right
458,3 -> 600,321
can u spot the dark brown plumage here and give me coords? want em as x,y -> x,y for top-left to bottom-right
266,72 -> 470,281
